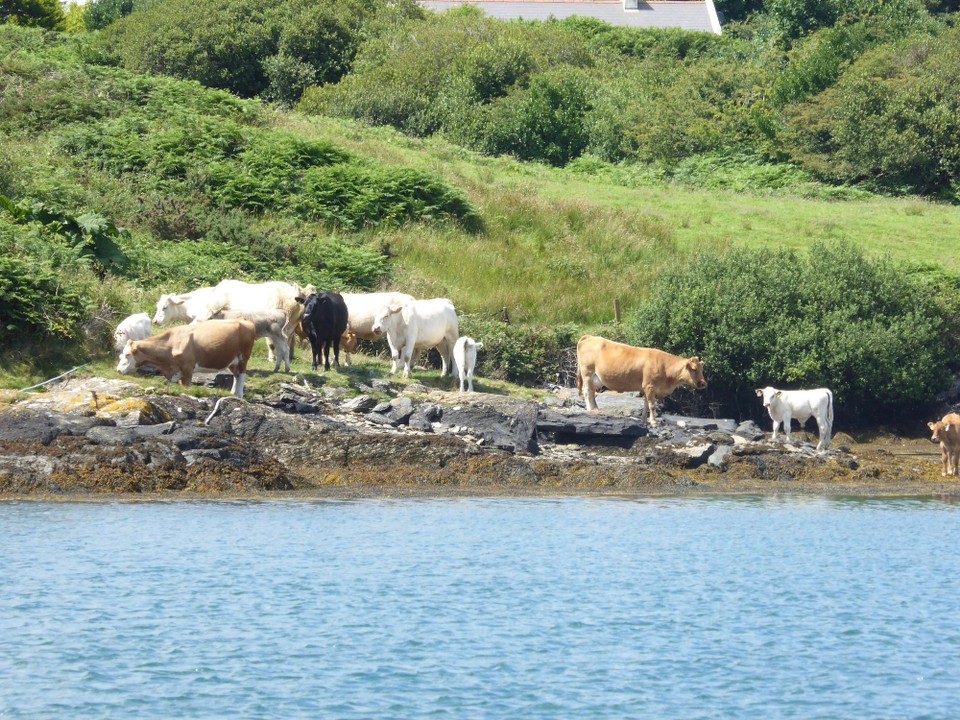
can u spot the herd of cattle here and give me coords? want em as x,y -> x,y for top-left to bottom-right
110,279 -> 958,471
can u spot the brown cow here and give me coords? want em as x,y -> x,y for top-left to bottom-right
116,319 -> 256,398
576,335 -> 707,426
928,412 -> 960,477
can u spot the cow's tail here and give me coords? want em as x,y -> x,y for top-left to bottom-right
575,365 -> 583,396
827,389 -> 834,432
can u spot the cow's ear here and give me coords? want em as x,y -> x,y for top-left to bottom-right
929,422 -> 936,430
775,391 -> 783,398
296,297 -> 305,305
755,388 -> 763,397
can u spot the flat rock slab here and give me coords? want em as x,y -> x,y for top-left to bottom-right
538,409 -> 649,437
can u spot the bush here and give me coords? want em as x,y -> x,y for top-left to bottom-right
781,26 -> 960,196
0,0 -> 65,29
0,255 -> 88,341
629,243 -> 954,421
458,315 -> 581,385
477,70 -> 593,167
94,0 -> 404,101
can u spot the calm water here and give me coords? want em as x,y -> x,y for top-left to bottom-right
1,497 -> 958,719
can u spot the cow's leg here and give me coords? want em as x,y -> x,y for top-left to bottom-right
323,339 -> 332,372
332,336 -> 341,370
950,447 -> 959,476
232,370 -> 246,398
643,385 -> 658,426
581,369 -> 600,412
276,335 -> 290,373
782,414 -> 793,442
265,337 -> 277,363
941,444 -> 949,475
401,346 -> 414,379
309,337 -> 320,372
816,417 -> 830,451
467,365 -> 474,393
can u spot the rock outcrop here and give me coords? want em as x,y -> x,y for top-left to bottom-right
0,376 -> 949,497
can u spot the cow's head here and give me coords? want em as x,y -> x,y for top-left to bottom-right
341,330 -> 359,353
298,293 -> 321,322
755,386 -> 780,408
682,356 -> 707,390
371,303 -> 404,337
153,294 -> 182,325
929,419 -> 958,444
116,341 -> 139,375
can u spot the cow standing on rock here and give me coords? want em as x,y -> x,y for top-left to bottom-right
575,335 -> 707,426
755,386 -> 833,452
299,292 -> 349,372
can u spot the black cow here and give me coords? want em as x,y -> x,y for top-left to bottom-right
298,292 -> 349,372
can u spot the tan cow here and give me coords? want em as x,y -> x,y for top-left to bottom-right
576,335 -> 707,426
116,319 -> 256,398
928,412 -> 960,477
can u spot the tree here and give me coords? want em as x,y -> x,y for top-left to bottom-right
0,0 -> 66,29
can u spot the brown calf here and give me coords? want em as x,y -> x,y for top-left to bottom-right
928,412 -> 960,477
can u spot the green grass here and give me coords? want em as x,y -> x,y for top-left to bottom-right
280,115 -> 960,327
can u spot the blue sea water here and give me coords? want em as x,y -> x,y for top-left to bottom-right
0,496 -> 958,719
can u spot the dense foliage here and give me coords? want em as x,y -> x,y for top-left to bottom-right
93,0 -> 423,105
630,243 -> 953,421
0,0 -> 64,29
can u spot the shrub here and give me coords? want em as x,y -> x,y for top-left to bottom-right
0,0 -> 65,29
0,255 -> 88,341
780,27 -> 960,196
629,243 -> 954,421
94,0 -> 401,101
478,70 -> 593,166
458,315 -> 581,385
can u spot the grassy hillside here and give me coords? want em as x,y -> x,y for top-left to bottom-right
3,24 -> 960,419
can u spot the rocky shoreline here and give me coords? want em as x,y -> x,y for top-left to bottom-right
0,375 -> 956,500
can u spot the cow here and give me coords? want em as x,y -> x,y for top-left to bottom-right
116,319 -> 256,398
152,286 -> 218,325
755,386 -> 834,452
575,335 -> 707,426
928,412 -> 960,477
154,281 -> 307,365
210,308 -> 290,372
371,298 -> 459,379
453,336 -> 483,393
342,291 -> 415,366
113,313 -> 152,352
299,292 -> 349,372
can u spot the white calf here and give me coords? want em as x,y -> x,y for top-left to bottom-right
755,386 -> 834,451
113,313 -> 152,351
372,298 -> 459,379
211,308 -> 290,372
453,337 -> 483,392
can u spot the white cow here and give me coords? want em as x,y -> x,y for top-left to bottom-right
372,298 -> 459,379
755,386 -> 834,451
210,308 -> 290,372
155,281 -> 306,365
341,291 -> 415,366
453,336 -> 483,393
113,312 -> 152,351
152,286 -> 218,325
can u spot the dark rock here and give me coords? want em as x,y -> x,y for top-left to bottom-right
0,409 -> 111,445
538,409 -> 649,441
673,443 -> 715,469
734,420 -> 766,441
661,414 -> 737,433
708,445 -> 733,469
409,404 -> 442,432
342,395 -> 378,413
439,402 -> 539,454
86,422 -> 177,446
367,412 -> 398,427
385,397 -> 416,425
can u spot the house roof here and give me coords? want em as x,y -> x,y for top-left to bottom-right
419,1 -> 722,34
